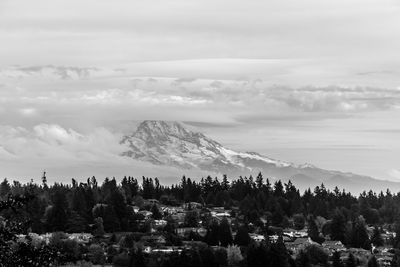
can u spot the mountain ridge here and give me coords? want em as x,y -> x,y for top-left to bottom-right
121,120 -> 400,193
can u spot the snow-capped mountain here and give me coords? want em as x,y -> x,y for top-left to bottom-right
121,120 -> 294,171
122,120 -> 400,192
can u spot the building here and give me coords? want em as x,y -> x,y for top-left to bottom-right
322,240 -> 346,255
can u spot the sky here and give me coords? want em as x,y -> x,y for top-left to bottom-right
0,0 -> 400,183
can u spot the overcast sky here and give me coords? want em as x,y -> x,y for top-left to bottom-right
1,0 -> 400,183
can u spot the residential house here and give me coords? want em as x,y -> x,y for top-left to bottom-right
250,233 -> 265,242
176,227 -> 207,238
322,240 -> 346,256
285,237 -> 319,254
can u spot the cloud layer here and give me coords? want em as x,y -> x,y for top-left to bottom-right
1,0 -> 400,182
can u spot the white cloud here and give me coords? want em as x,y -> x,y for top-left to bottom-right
0,123 -> 210,183
389,169 -> 400,180
0,124 -> 126,161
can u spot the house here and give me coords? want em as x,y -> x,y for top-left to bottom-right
68,233 -> 93,243
269,235 -> 279,243
151,247 -> 183,254
347,248 -> 371,260
176,227 -> 207,237
171,213 -> 186,225
250,233 -> 265,242
138,210 -> 153,219
285,237 -> 318,253
161,206 -> 180,215
211,207 -> 225,213
131,205 -> 140,213
322,240 -> 346,255
373,247 -> 394,267
283,228 -> 308,239
183,202 -> 203,210
211,209 -> 231,222
376,255 -> 393,266
153,219 -> 168,228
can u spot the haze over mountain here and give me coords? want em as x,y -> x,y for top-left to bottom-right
122,120 -> 400,193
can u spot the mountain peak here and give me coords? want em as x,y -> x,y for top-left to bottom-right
120,120 -> 398,193
136,120 -> 189,137
133,120 -> 209,145
122,120 -> 297,172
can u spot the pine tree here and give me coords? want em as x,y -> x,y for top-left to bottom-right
0,178 -> 11,198
256,172 -> 264,189
151,204 -> 162,220
222,174 -> 230,191
205,220 -> 220,246
219,218 -> 233,246
371,225 -> 384,247
46,187 -> 69,231
92,217 -> 105,237
270,236 -> 289,267
247,242 -> 269,267
308,216 -> 322,243
234,226 -> 251,246
331,209 -> 347,243
349,216 -> 370,250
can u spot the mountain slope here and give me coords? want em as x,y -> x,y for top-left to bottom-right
121,120 -> 400,193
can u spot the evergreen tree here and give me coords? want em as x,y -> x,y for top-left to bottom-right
205,220 -> 220,246
308,216 -> 323,243
45,187 -> 69,231
348,216 -> 370,250
219,218 -> 233,246
222,174 -> 230,191
66,211 -> 87,232
247,242 -> 269,267
255,172 -> 264,189
92,217 -> 105,237
234,226 -> 251,246
151,204 -> 162,220
269,236 -> 289,267
371,225 -> 384,247
0,178 -> 11,198
184,210 -> 199,227
331,209 -> 347,243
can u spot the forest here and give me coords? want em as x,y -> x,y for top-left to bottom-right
1,173 -> 400,266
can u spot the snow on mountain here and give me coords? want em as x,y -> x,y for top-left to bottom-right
121,120 -> 400,193
121,120 -> 296,172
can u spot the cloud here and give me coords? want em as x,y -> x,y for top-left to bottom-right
0,124 -> 126,161
0,123 -> 211,183
389,169 -> 400,181
1,67 -> 400,130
